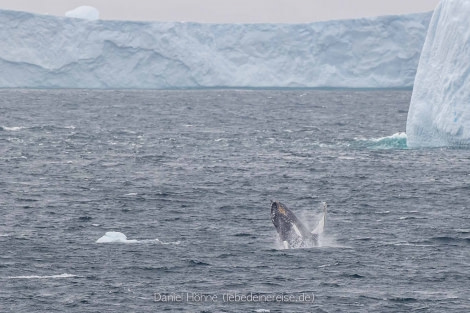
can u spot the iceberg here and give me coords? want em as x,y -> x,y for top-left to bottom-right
65,6 -> 100,20
406,0 -> 470,148
0,9 -> 431,89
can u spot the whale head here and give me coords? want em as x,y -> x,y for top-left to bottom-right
271,201 -> 313,248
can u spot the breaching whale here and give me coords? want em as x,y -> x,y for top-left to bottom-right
271,201 -> 327,249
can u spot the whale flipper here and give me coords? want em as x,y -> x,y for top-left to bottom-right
312,202 -> 327,235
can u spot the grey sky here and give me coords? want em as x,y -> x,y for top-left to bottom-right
0,0 -> 440,23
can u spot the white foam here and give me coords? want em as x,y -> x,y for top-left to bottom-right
390,242 -> 433,247
254,310 -> 270,313
155,238 -> 181,245
356,132 -> 408,149
8,273 -> 77,279
372,132 -> 407,142
318,262 -> 340,268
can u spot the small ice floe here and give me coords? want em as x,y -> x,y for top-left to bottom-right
96,231 -> 138,243
96,231 -> 181,245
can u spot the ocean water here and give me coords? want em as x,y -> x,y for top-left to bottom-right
0,89 -> 469,313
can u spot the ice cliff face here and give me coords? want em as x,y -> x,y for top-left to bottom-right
0,10 -> 431,89
407,0 -> 470,148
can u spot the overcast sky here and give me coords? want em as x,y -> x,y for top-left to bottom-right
0,0 -> 440,23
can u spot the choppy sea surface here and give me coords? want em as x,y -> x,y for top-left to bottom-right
0,89 -> 469,313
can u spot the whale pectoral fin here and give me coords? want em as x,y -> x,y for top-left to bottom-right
283,241 -> 290,249
292,223 -> 303,237
311,202 -> 327,235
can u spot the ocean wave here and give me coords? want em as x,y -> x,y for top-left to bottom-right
188,259 -> 211,267
388,296 -> 418,303
391,237 -> 470,247
8,273 -> 77,279
1,125 -> 75,132
155,238 -> 181,245
387,241 -> 433,247
430,236 -> 470,245
398,216 -> 427,220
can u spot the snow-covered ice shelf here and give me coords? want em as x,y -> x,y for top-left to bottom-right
0,10 -> 431,89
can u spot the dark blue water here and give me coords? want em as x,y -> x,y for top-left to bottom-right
0,89 -> 469,312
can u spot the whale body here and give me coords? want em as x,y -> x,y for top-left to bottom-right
271,201 -> 327,249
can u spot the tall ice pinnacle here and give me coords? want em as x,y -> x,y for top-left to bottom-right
406,0 -> 470,148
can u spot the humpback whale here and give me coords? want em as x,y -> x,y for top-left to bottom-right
271,201 -> 327,249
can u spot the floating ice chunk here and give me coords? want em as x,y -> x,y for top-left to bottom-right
406,0 -> 470,148
96,231 -> 180,244
96,231 -> 138,243
1,126 -> 25,131
65,6 -> 100,20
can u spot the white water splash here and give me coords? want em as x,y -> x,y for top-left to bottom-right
372,132 -> 407,142
354,132 -> 408,149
